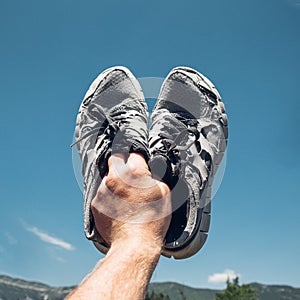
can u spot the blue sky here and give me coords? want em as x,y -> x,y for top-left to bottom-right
0,0 -> 300,289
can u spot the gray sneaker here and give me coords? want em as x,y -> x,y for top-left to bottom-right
72,66 -> 149,254
148,66 -> 228,259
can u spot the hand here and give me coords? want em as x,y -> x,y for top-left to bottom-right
91,153 -> 171,252
67,153 -> 171,300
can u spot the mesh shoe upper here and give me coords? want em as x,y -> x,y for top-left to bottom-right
149,67 -> 228,259
72,66 -> 149,253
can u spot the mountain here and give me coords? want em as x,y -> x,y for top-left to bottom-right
148,282 -> 300,300
0,275 -> 74,300
148,282 -> 218,299
251,283 -> 300,300
1,274 -> 300,300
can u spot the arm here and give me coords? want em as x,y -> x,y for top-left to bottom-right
67,153 -> 171,300
67,238 -> 161,299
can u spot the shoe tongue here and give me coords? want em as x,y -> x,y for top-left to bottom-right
148,154 -> 178,189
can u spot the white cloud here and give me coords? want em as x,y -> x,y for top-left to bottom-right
208,269 -> 240,284
25,225 -> 75,251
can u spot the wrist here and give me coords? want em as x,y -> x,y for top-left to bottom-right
110,234 -> 163,258
109,221 -> 167,250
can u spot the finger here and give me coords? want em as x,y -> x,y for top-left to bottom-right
93,176 -> 108,203
100,175 -> 107,189
157,181 -> 171,197
108,153 -> 126,180
108,153 -> 126,169
127,153 -> 149,170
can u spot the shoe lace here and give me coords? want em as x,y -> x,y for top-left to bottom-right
160,128 -> 197,152
71,103 -> 143,148
155,120 -> 200,176
70,104 -> 118,147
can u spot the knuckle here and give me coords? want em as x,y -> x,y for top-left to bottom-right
126,162 -> 145,178
105,175 -> 119,191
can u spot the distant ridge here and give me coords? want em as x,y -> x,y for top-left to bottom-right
148,281 -> 300,300
1,274 -> 300,299
0,275 -> 74,300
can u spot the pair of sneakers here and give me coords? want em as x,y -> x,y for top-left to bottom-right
72,66 -> 228,259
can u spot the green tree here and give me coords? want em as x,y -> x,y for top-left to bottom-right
215,277 -> 258,300
145,290 -> 171,300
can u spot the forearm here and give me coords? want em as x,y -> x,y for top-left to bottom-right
66,239 -> 161,300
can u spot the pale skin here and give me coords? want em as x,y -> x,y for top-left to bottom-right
67,153 -> 171,300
